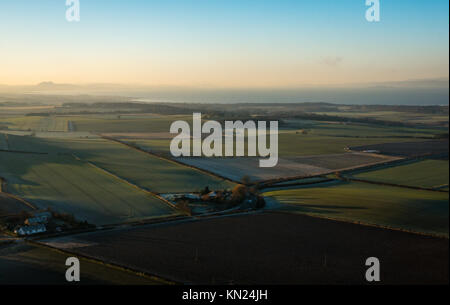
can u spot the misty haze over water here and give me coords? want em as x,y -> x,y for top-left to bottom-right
26,87 -> 449,106
126,87 -> 450,106
5,78 -> 448,106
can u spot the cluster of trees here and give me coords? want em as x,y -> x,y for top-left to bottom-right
0,211 -> 31,231
50,210 -> 93,230
200,176 -> 265,208
175,177 -> 266,216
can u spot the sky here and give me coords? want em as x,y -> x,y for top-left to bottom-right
0,0 -> 448,88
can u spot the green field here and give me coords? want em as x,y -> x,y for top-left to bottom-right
121,131 -> 421,158
2,133 -> 55,152
3,115 -> 443,158
0,114 -> 192,133
124,139 -> 172,155
353,159 -> 449,189
68,114 -> 192,133
264,181 -> 449,236
277,133 -> 417,156
316,123 -> 441,138
1,114 -> 447,230
0,116 -> 69,132
313,111 -> 449,127
0,151 -> 177,225
2,134 -> 234,192
76,117 -> 446,158
63,138 -> 234,193
0,243 -> 161,285
0,133 -> 8,150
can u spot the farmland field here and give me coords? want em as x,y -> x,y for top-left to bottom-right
1,105 -> 448,286
350,139 -> 449,157
177,157 -> 329,182
352,159 -> 449,189
0,133 -> 8,150
264,181 -> 449,236
1,134 -> 55,152
311,111 -> 449,127
1,134 -> 234,193
75,141 -> 234,193
121,138 -> 173,155
0,243 -> 161,285
283,152 -> 398,170
277,133 -> 428,157
1,0 -> 450,288
119,131 -> 421,157
0,114 -> 191,134
16,114 -> 442,140
68,114 -> 192,133
0,116 -> 69,132
0,151 -> 177,225
41,212 -> 449,284
2,132 -> 99,153
177,153 -> 398,182
111,121 -> 437,157
283,120 -> 443,138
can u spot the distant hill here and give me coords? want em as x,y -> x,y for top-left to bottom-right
36,81 -> 79,90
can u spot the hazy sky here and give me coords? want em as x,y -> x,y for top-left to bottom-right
0,0 -> 448,87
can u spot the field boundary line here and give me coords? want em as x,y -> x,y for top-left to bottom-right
261,178 -> 338,190
0,149 -> 48,155
27,240 -> 177,285
70,153 -> 182,212
99,135 -> 240,185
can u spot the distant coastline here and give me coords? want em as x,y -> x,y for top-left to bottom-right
20,87 -> 449,106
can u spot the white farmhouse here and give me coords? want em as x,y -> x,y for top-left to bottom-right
15,224 -> 47,236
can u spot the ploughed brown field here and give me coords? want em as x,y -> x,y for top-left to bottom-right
350,139 -> 449,158
176,152 -> 398,182
41,212 -> 449,285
